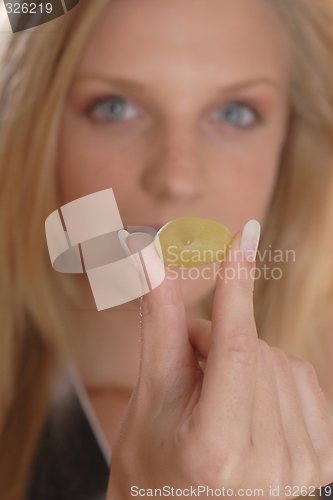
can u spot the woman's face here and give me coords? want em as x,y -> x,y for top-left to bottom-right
58,0 -> 290,309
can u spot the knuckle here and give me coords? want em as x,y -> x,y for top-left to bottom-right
293,447 -> 320,488
177,406 -> 246,487
222,332 -> 257,366
292,358 -> 319,385
265,442 -> 292,490
318,444 -> 333,487
176,430 -> 210,483
270,346 -> 290,369
257,338 -> 271,356
299,360 -> 318,382
249,434 -> 295,491
322,438 -> 333,465
214,451 -> 247,487
313,424 -> 333,486
308,454 -> 321,488
177,403 -> 205,452
257,339 -> 275,369
179,446 -> 244,488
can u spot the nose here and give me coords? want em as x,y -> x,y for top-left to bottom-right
140,124 -> 206,202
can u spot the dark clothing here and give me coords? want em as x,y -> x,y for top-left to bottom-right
26,367 -> 110,500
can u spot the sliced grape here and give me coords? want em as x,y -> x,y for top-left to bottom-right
154,217 -> 232,267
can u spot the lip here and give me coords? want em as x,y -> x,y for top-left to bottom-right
145,222 -> 169,231
128,222 -> 169,232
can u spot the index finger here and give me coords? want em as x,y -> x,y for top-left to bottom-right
198,220 -> 261,444
124,234 -> 193,392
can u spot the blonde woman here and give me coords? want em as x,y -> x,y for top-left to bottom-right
1,0 -> 333,498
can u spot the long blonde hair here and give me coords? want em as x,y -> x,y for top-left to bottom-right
255,0 -> 333,375
1,0 -> 333,497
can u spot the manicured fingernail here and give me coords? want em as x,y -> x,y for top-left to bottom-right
240,220 -> 261,262
118,229 -> 140,272
118,229 -> 130,254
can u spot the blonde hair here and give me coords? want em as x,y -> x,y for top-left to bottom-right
255,0 -> 333,376
0,1 -> 110,497
1,0 -> 333,497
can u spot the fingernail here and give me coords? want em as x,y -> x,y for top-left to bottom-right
118,229 -> 130,254
240,220 -> 261,262
118,229 -> 140,272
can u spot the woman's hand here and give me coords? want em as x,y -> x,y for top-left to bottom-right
107,225 -> 333,499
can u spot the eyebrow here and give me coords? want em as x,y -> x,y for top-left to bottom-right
72,73 -> 281,104
74,74 -> 280,94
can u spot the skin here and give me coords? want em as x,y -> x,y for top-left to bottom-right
58,0 -> 290,311
57,0 -> 333,495
58,0 -> 290,392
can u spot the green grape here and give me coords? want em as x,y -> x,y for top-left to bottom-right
154,217 -> 232,267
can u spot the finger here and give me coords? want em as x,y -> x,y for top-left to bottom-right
127,238 -> 197,392
289,357 -> 333,487
199,220 -> 261,444
270,349 -> 318,489
251,342 -> 286,448
211,220 -> 260,339
249,342 -> 290,488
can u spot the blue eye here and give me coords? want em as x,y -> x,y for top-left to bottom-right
88,96 -> 139,122
212,103 -> 260,128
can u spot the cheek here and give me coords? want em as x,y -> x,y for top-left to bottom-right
57,112 -> 99,205
57,110 -> 137,205
234,154 -> 278,213
207,132 -> 283,230
245,137 -> 283,215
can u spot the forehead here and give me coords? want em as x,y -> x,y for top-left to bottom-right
75,0 -> 290,87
